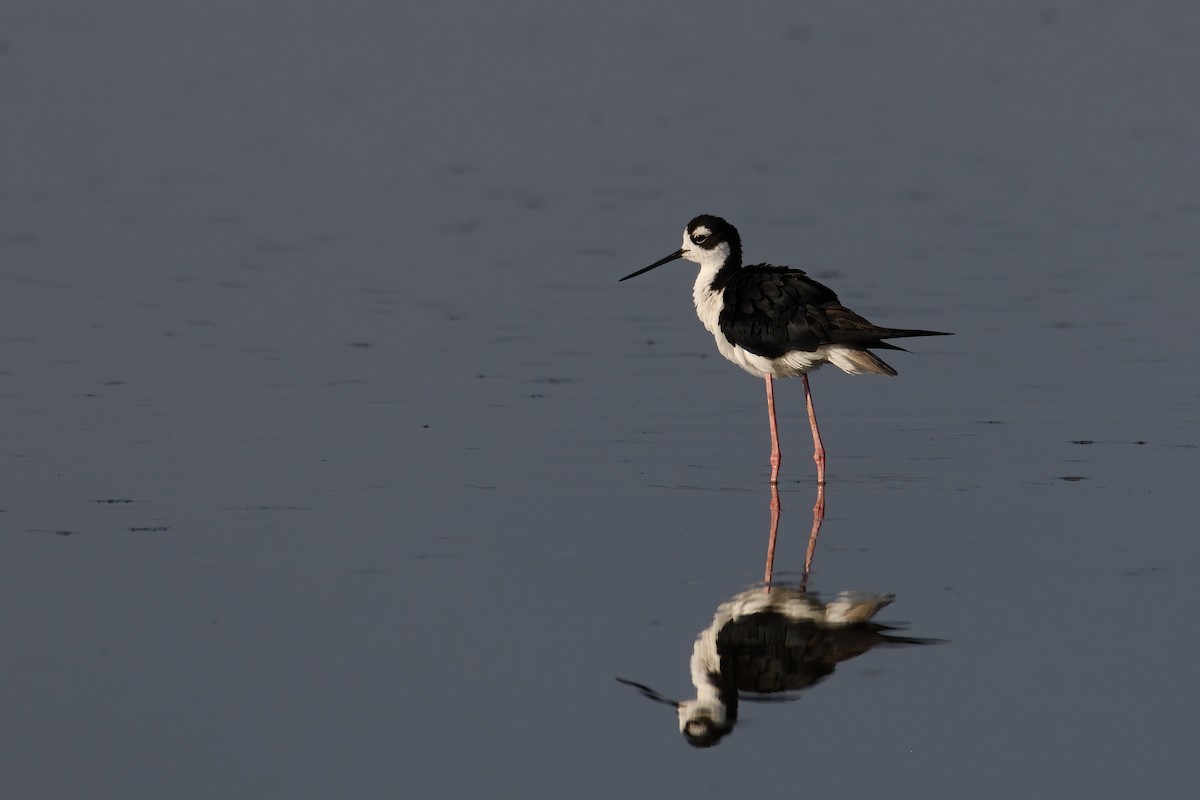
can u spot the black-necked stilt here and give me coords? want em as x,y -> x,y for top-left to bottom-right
620,215 -> 951,485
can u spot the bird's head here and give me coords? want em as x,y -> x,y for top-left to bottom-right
619,214 -> 742,281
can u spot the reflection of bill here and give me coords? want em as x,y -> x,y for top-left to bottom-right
620,588 -> 937,748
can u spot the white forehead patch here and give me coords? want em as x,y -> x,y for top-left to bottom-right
690,226 -> 712,239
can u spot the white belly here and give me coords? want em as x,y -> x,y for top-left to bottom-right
716,336 -> 830,378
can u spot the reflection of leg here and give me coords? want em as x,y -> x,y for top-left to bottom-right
764,481 -> 781,586
800,483 -> 825,593
765,376 -> 781,484
801,373 -> 825,485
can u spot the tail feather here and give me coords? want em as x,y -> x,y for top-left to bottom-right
877,328 -> 953,340
821,316 -> 951,376
830,328 -> 951,355
825,347 -> 897,376
831,328 -> 951,346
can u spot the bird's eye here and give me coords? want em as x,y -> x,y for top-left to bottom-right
691,234 -> 708,244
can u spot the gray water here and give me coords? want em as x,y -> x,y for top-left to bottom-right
3,2 -> 1198,797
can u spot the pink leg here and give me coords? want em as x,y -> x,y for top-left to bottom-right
802,373 -> 826,485
799,483 -> 825,593
763,481 -> 781,587
764,376 -> 782,484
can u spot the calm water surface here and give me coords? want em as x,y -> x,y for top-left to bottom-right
3,2 -> 1198,798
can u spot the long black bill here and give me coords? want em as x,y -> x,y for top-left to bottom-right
615,677 -> 680,708
618,249 -> 685,282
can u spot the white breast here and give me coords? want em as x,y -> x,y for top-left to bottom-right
691,268 -> 831,379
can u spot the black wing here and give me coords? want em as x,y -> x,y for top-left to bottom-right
717,265 -> 948,359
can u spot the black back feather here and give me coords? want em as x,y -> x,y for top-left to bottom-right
716,265 -> 949,359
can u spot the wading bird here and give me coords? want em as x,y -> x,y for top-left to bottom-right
621,215 -> 950,484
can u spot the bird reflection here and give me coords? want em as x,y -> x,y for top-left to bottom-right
619,482 -> 938,747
